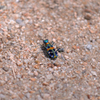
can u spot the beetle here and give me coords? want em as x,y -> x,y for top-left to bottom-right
43,39 -> 58,59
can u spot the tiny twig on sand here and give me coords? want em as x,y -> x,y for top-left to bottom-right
12,65 -> 16,79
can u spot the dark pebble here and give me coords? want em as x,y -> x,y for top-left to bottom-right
84,14 -> 92,20
0,6 -> 5,9
2,66 -> 9,72
84,9 -> 92,13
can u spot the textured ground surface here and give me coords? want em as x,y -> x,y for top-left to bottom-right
0,0 -> 100,100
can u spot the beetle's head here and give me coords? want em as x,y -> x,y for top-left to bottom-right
43,39 -> 48,44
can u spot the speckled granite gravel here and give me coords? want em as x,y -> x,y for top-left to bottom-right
0,0 -> 100,100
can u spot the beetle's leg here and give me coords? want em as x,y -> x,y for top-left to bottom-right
58,54 -> 65,61
50,41 -> 55,45
57,48 -> 64,52
41,44 -> 46,50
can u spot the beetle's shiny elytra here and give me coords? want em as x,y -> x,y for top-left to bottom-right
43,39 -> 58,59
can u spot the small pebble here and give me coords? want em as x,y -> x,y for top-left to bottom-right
28,70 -> 33,76
0,6 -> 5,9
84,9 -> 92,13
86,44 -> 92,50
16,19 -> 22,24
53,66 -> 58,70
43,82 -> 48,86
82,56 -> 88,62
16,74 -> 21,79
59,61 -> 64,65
16,81 -> 23,87
34,71 -> 38,76
38,32 -> 43,37
82,70 -> 86,74
30,78 -> 36,81
16,19 -> 25,26
25,93 -> 30,98
53,63 -> 60,67
53,38 -> 56,42
35,60 -> 40,64
57,84 -> 63,89
42,93 -> 51,100
65,55 -> 69,59
37,95 -> 43,100
2,66 -> 9,72
0,94 -> 5,99
53,71 -> 59,76
48,68 -> 53,72
91,71 -> 97,76
34,64 -> 39,69
84,14 -> 92,20
47,63 -> 54,68
16,0 -> 19,2
16,61 -> 23,66
0,29 -> 3,33
46,74 -> 53,80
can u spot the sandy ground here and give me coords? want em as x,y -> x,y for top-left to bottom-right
0,0 -> 100,100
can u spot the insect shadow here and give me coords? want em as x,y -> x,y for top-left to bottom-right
40,45 -> 57,60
